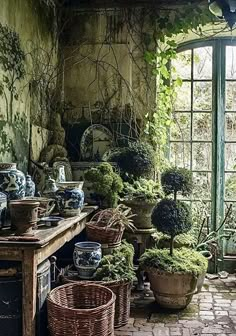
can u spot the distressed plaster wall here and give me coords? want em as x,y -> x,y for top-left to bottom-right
62,8 -> 156,157
0,0 -> 57,171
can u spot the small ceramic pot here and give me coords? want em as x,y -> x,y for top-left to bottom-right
73,241 -> 102,279
25,174 -> 35,197
56,181 -> 84,217
0,192 -> 7,228
9,200 -> 40,235
23,197 -> 55,218
0,163 -> 26,200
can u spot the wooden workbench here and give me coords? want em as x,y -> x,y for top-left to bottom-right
0,206 -> 97,336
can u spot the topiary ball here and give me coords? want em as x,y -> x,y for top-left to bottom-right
161,167 -> 193,196
151,199 -> 192,237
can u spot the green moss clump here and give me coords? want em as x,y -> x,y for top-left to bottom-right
139,248 -> 207,276
152,232 -> 197,248
85,162 -> 123,207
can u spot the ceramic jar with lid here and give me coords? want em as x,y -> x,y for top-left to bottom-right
0,163 -> 26,200
25,174 -> 35,197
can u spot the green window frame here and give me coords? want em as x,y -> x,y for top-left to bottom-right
169,39 -> 236,250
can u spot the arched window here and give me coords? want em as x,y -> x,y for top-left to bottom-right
170,39 -> 236,243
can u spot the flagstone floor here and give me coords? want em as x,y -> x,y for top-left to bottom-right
115,276 -> 236,336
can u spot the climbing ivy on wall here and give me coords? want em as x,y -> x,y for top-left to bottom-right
0,23 -> 25,123
144,4 -> 214,170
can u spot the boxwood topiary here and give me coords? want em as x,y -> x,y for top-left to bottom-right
161,167 -> 193,200
106,142 -> 155,179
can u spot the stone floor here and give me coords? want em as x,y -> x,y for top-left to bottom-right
115,276 -> 236,336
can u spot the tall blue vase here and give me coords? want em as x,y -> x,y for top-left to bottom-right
0,163 -> 26,200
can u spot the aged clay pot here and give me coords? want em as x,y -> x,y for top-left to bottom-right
146,268 -> 202,309
9,200 -> 40,235
123,200 -> 155,229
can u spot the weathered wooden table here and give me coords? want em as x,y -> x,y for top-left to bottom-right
0,206 -> 97,336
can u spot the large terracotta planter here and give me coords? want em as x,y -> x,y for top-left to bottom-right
123,200 -> 155,229
146,268 -> 202,309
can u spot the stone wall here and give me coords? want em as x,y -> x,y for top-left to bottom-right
0,0 -> 58,172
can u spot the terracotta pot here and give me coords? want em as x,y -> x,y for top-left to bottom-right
123,200 -> 155,229
9,200 -> 40,235
23,197 -> 55,218
146,268 -> 202,309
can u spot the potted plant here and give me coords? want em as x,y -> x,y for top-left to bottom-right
86,204 -> 136,246
139,167 -> 208,309
122,178 -> 163,229
61,241 -> 136,328
84,162 -> 123,208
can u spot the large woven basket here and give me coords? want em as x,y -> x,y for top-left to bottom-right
47,283 -> 116,336
86,221 -> 124,245
61,275 -> 132,328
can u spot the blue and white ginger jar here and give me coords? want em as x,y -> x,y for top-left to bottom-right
0,163 -> 26,200
73,241 -> 102,279
56,181 -> 84,217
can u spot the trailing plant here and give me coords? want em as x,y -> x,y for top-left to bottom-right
90,204 -> 136,232
122,178 -> 163,204
84,162 -> 123,207
139,247 -> 207,276
161,167 -> 193,201
0,23 -> 25,123
94,241 -> 136,282
144,5 -> 214,169
106,142 -> 156,180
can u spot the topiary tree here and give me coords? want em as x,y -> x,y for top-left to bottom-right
84,162 -> 123,208
161,167 -> 193,201
152,167 -> 193,256
106,141 -> 156,180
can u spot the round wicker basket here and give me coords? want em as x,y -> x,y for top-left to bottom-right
61,275 -> 132,328
86,221 -> 124,244
47,282 -> 116,336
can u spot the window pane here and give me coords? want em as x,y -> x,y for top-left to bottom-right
192,143 -> 212,170
175,82 -> 191,111
192,172 -> 211,199
193,46 -> 212,80
226,81 -> 236,111
225,113 -> 236,141
192,200 -> 211,227
170,142 -> 190,169
225,143 -> 236,170
172,50 -> 191,80
193,82 -> 212,111
225,173 -> 236,200
224,202 -> 236,229
226,46 -> 236,80
171,113 -> 191,141
193,113 -> 212,141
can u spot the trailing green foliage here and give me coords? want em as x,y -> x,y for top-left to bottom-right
122,178 -> 163,203
85,163 -> 123,207
0,23 -> 25,122
140,247 -> 207,276
144,5 -> 214,169
106,142 -> 155,179
94,241 -> 136,282
152,199 -> 192,237
161,167 -> 193,199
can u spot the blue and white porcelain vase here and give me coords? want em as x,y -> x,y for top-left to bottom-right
0,163 -> 26,200
73,241 -> 102,279
0,192 -> 7,228
25,174 -> 35,197
56,181 -> 84,217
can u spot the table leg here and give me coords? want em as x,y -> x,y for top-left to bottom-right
22,249 -> 37,336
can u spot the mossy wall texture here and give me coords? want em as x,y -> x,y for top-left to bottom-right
0,0 -> 57,172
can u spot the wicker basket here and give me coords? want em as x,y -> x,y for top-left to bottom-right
61,275 -> 132,328
86,221 -> 124,244
47,283 -> 116,336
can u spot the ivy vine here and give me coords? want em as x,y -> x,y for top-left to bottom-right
144,4 -> 214,170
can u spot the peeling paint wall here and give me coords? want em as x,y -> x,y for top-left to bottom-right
0,0 -> 57,172
62,9 -> 156,143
